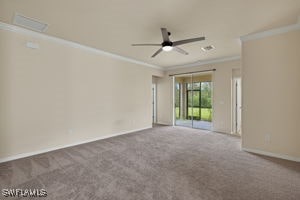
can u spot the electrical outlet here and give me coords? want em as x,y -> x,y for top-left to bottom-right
26,42 -> 40,49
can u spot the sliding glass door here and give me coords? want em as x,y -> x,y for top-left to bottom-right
175,75 -> 192,128
175,73 -> 213,130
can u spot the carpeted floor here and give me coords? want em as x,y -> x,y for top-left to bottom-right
0,125 -> 299,200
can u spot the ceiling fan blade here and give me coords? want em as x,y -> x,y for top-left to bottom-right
173,37 -> 205,46
132,44 -> 161,46
151,48 -> 163,58
173,47 -> 189,55
161,28 -> 170,42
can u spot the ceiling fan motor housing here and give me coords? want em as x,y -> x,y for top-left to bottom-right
162,41 -> 173,47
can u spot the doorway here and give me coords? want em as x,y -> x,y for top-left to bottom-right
152,83 -> 157,124
232,69 -> 242,134
174,73 -> 213,130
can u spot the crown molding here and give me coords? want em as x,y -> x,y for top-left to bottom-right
0,21 -> 163,70
165,56 -> 241,71
240,23 -> 300,42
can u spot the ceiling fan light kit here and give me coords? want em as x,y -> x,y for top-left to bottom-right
132,28 -> 205,57
162,46 -> 173,51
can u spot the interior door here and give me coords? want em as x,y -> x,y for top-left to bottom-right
235,78 -> 242,134
152,83 -> 156,124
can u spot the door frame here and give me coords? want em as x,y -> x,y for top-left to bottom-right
152,83 -> 157,124
231,74 -> 242,135
172,73 -> 214,130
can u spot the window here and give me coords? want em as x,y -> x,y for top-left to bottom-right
186,81 -> 212,121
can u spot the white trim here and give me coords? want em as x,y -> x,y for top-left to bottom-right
242,147 -> 300,162
240,23 -> 300,42
156,122 -> 172,126
165,56 -> 241,70
0,21 -> 162,70
152,83 -> 157,124
0,126 -> 151,163
172,76 -> 175,126
211,71 -> 215,132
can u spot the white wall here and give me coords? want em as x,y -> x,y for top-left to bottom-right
242,27 -> 300,159
156,59 -> 241,133
0,28 -> 163,160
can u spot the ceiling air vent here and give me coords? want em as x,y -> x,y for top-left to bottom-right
201,45 -> 215,52
13,14 -> 48,32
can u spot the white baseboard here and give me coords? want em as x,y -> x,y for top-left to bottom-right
0,126 -> 152,163
156,122 -> 172,126
242,147 -> 300,162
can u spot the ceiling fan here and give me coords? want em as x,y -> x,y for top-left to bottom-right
132,28 -> 205,58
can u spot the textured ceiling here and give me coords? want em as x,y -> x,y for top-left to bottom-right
0,0 -> 299,68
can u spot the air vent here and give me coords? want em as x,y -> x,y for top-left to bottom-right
13,14 -> 48,32
201,45 -> 215,52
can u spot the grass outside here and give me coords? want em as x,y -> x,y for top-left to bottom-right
175,107 -> 212,121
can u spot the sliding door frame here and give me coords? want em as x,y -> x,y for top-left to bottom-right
172,71 -> 214,130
